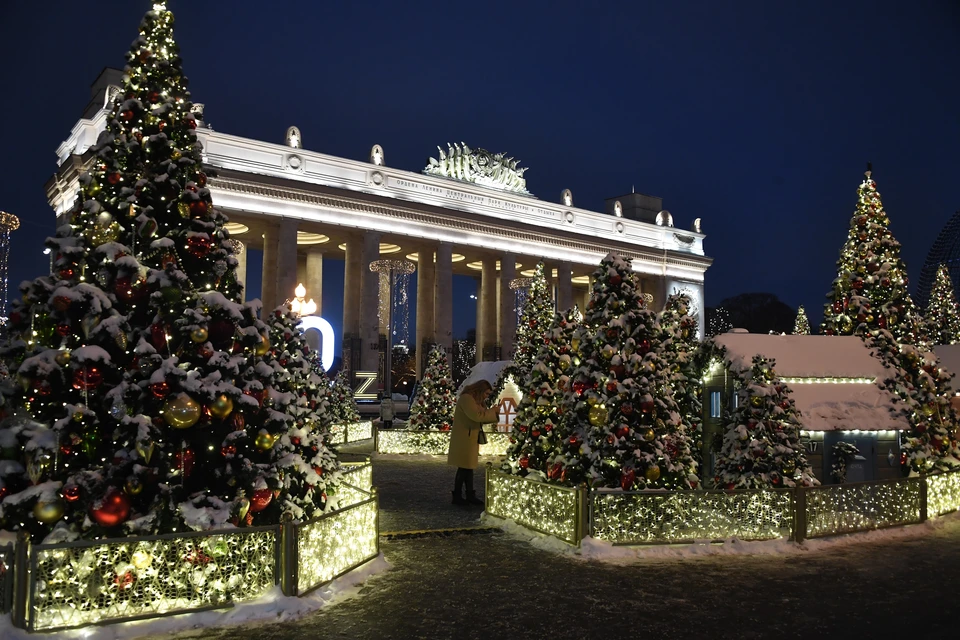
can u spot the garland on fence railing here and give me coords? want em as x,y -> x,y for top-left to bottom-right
831,441 -> 861,484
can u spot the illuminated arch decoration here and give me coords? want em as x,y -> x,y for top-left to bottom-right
298,315 -> 335,371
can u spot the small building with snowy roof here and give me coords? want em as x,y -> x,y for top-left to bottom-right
702,331 -> 910,485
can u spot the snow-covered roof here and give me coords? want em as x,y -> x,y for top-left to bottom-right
787,383 -> 909,431
713,333 -> 887,379
933,344 -> 960,381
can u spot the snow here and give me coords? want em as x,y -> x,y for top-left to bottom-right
786,383 -> 910,431
0,554 -> 390,640
486,510 -> 960,563
933,344 -> 960,380
714,333 -> 888,379
457,360 -> 514,393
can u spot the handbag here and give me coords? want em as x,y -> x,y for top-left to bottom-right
477,429 -> 488,445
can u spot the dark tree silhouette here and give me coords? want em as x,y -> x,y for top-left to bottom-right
718,293 -> 796,335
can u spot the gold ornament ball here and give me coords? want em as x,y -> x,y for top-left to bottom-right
750,395 -> 763,407
642,428 -> 655,442
254,334 -> 271,356
644,465 -> 661,481
601,345 -> 616,361
587,396 -> 598,407
209,394 -> 234,420
559,359 -> 570,371
588,404 -> 608,427
163,393 -> 202,429
34,499 -> 65,524
255,432 -> 277,451
782,461 -> 796,475
131,550 -> 153,570
571,337 -> 580,351
190,327 -> 209,343
125,476 -> 144,495
177,202 -> 191,218
55,350 -> 71,366
537,404 -> 552,416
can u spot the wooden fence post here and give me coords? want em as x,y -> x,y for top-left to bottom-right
12,531 -> 29,629
919,475 -> 928,523
794,486 -> 807,544
280,518 -> 299,597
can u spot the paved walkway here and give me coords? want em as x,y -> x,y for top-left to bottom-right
174,446 -> 960,639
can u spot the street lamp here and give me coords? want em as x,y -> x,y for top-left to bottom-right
289,283 -> 317,317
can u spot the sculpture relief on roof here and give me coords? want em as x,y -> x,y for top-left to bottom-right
424,142 -> 532,195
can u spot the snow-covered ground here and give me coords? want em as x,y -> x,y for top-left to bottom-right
0,554 -> 390,640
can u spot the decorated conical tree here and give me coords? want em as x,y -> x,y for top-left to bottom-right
330,369 -> 360,425
794,305 -> 811,335
259,303 -> 340,520
503,306 -> 581,479
557,254 -> 698,490
0,3 -> 276,541
408,345 -> 456,431
867,331 -> 960,472
511,262 -> 554,380
657,293 -> 703,467
924,264 -> 960,346
714,355 -> 818,489
821,166 -> 922,345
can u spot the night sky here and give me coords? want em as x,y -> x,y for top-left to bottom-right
1,0 -> 958,344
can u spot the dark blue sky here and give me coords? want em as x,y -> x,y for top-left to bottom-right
2,0 -> 958,341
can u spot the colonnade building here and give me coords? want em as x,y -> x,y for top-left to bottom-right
46,70 -> 713,388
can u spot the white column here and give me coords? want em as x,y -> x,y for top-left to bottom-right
416,245 -> 436,378
276,218 -> 299,307
434,243 -> 453,358
306,250 -> 323,316
360,231 -> 381,374
234,240 -> 247,298
342,236 -> 362,375
261,226 -> 278,313
499,253 -> 516,361
480,256 -> 497,362
557,261 -> 573,312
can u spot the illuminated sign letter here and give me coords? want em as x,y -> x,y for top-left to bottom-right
297,315 -> 335,372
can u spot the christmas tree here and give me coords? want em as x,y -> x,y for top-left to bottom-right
867,331 -> 960,472
260,303 -> 340,520
558,254 -> 698,490
657,293 -> 703,467
511,262 -> 554,382
407,345 -> 456,431
0,2 -> 280,540
714,355 -> 818,489
329,370 -> 360,425
503,306 -> 581,480
821,166 -> 923,345
794,305 -> 811,335
924,264 -> 960,346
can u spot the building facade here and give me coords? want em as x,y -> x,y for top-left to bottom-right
46,70 -> 713,389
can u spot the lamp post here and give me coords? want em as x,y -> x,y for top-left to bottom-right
369,259 -> 416,399
289,282 -> 317,317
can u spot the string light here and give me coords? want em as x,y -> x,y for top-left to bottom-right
0,211 -> 19,323
486,468 -> 581,545
376,429 -> 509,456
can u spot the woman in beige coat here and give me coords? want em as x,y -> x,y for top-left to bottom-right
448,380 -> 499,506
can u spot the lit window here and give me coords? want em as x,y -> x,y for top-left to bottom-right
710,391 -> 721,418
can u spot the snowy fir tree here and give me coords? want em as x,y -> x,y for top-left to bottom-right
261,303 -> 341,520
329,369 -> 360,425
793,305 -> 811,335
821,166 -> 923,345
0,2 -> 293,540
511,262 -> 554,381
657,293 -> 703,467
867,331 -> 959,472
557,254 -> 698,490
714,355 -> 818,489
924,264 -> 960,346
503,306 -> 581,480
407,345 -> 455,431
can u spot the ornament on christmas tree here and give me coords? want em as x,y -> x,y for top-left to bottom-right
249,488 -> 273,512
209,394 -> 234,420
190,327 -> 209,343
588,404 -> 608,426
163,393 -> 201,429
33,499 -> 65,524
91,489 -> 131,527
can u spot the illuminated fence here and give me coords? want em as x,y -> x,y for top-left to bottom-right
284,490 -> 379,596
341,459 -> 374,492
376,429 -> 510,456
490,466 -> 960,547
925,468 -> 960,518
801,477 -> 924,539
22,526 -> 279,632
591,488 -> 794,544
330,421 -> 374,445
485,467 -> 584,545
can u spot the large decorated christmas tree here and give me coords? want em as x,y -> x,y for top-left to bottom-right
407,345 -> 456,431
502,306 -> 581,480
557,254 -> 698,490
511,262 -> 554,381
714,355 -> 818,489
924,264 -> 960,346
657,293 -> 703,467
821,166 -> 923,345
0,2 -> 326,541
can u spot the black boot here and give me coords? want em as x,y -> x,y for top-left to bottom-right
452,491 -> 467,505
452,468 -> 467,505
465,490 -> 484,507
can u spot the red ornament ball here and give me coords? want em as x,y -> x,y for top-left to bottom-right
106,172 -> 121,185
519,456 -> 530,469
91,489 -> 131,527
638,339 -> 652,355
609,274 -> 622,285
639,399 -> 655,413
57,323 -> 72,337
150,381 -> 170,398
72,367 -> 103,391
175,448 -> 196,478
53,295 -> 72,311
62,485 -> 81,502
185,235 -> 213,258
620,469 -> 636,490
221,445 -> 237,457
249,488 -> 273,513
